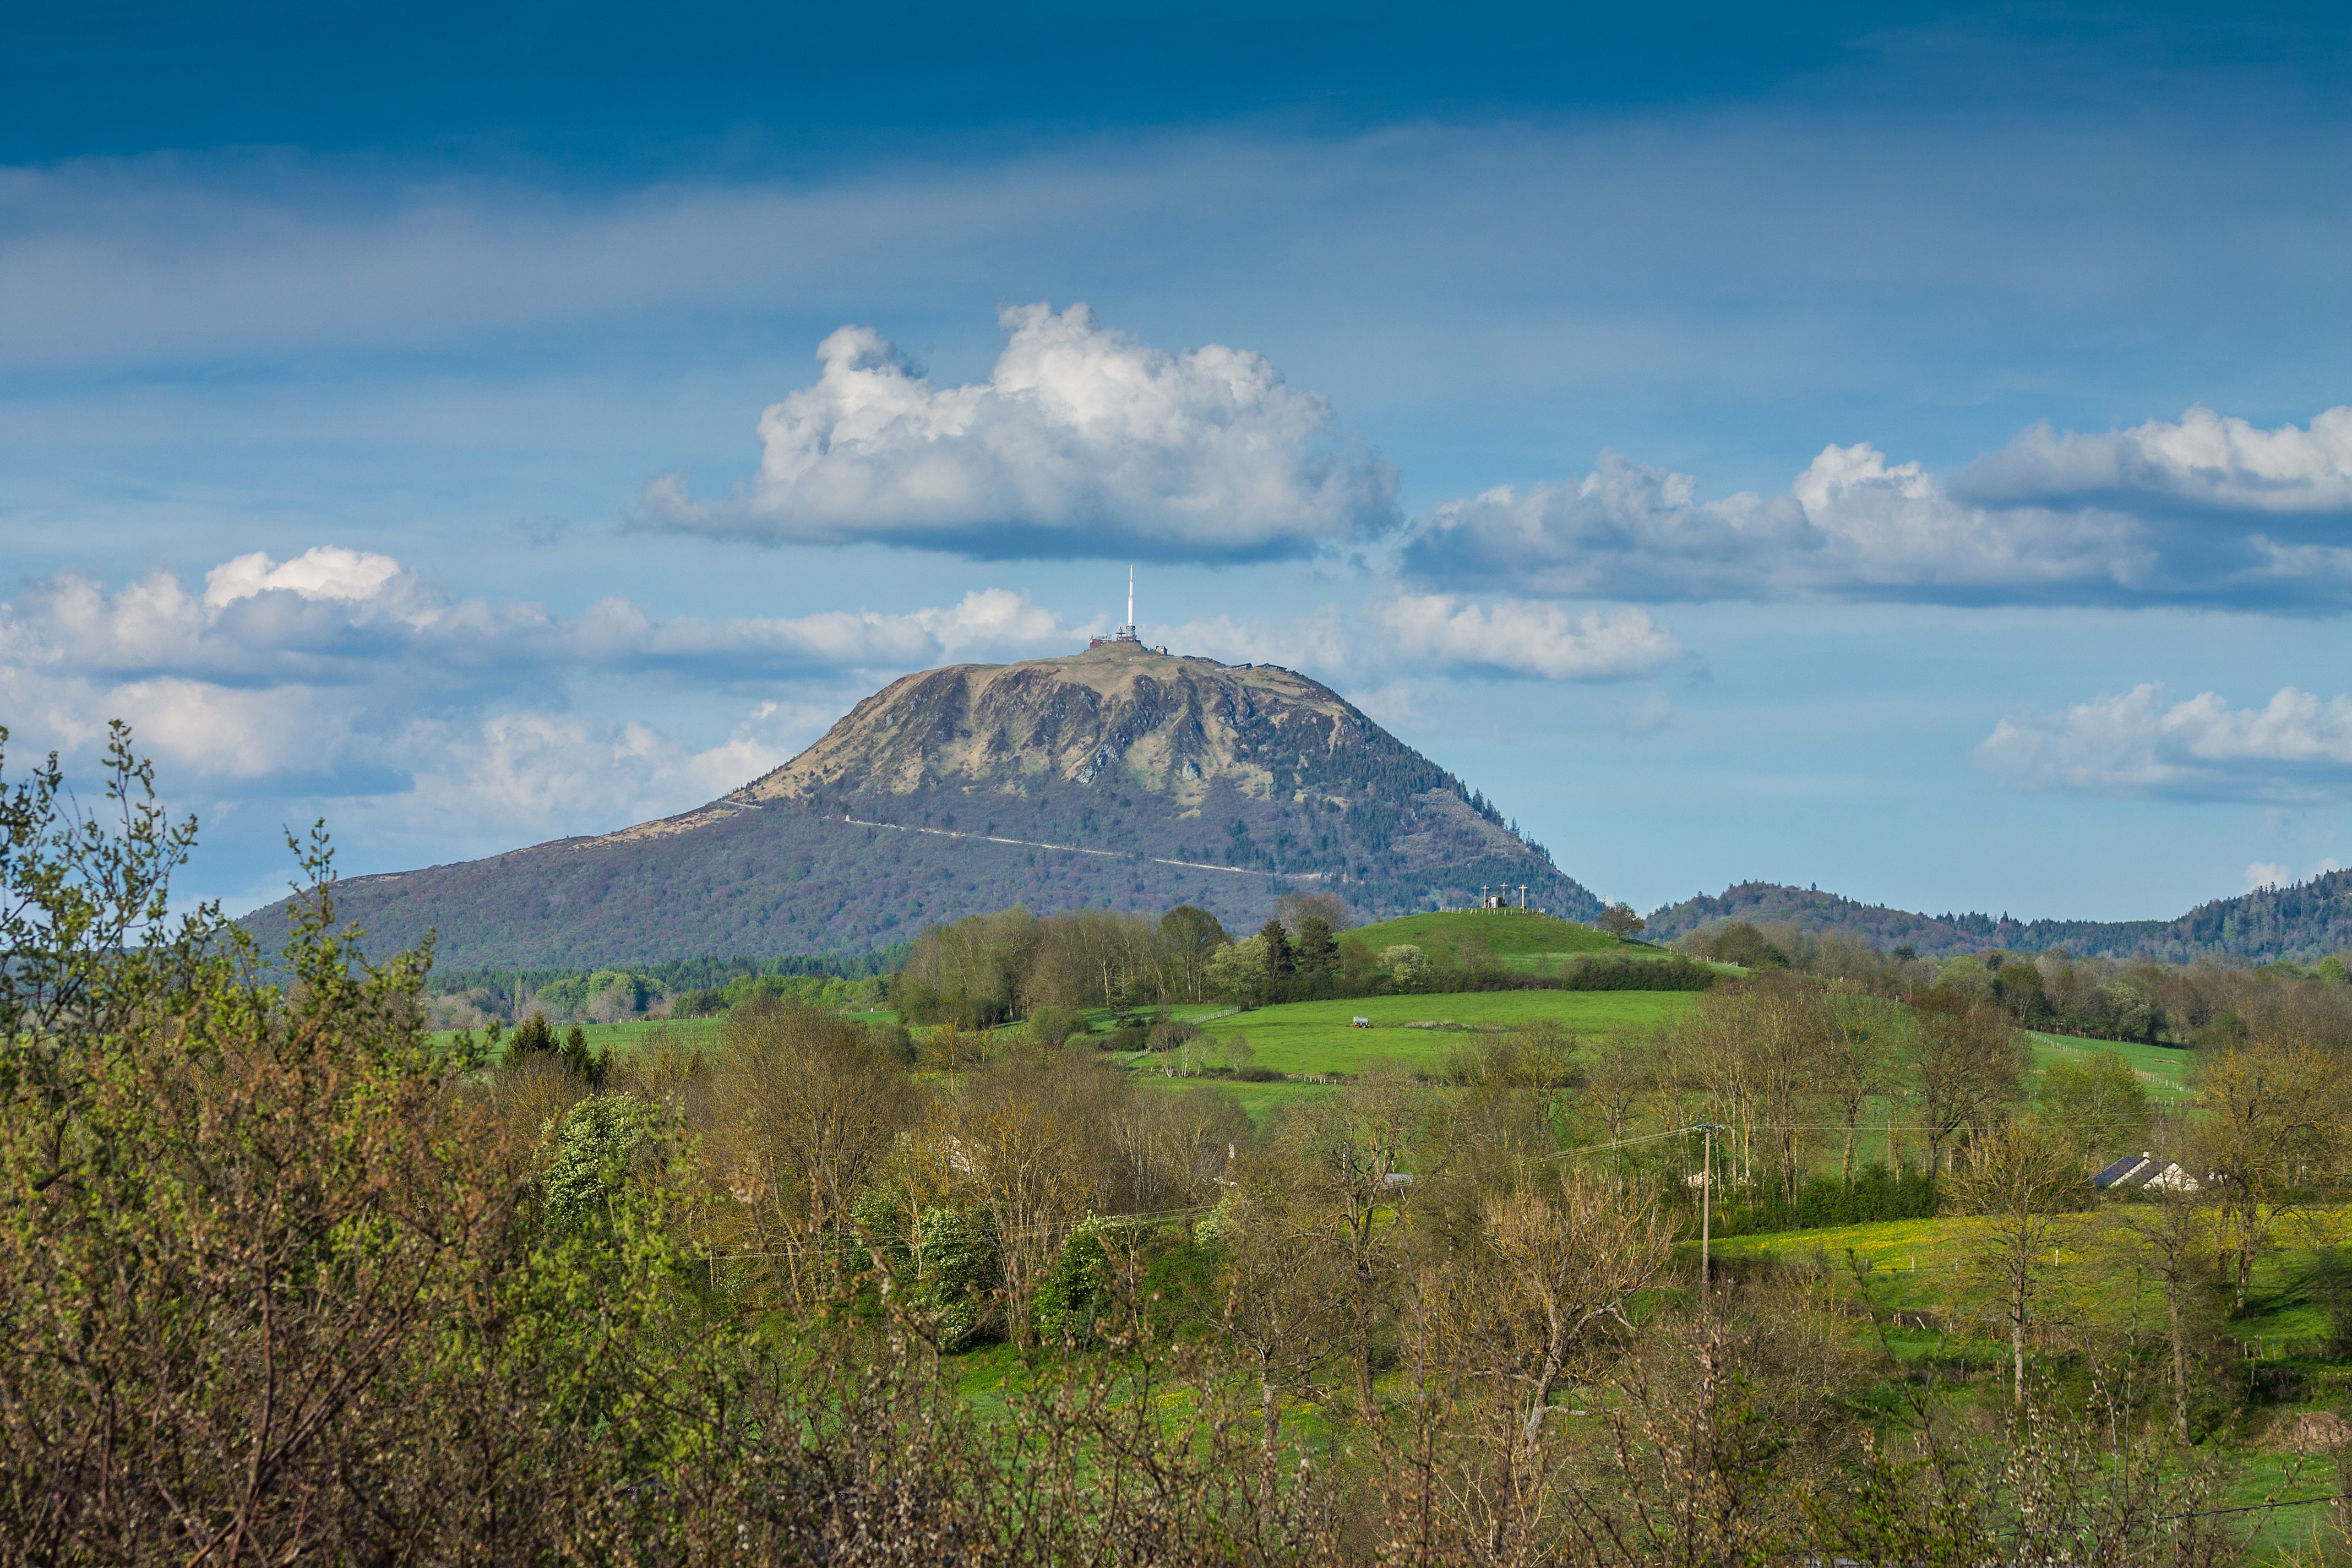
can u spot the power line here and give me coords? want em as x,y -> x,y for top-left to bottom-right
1547,1126 -> 1698,1160
2164,1491 -> 2348,1521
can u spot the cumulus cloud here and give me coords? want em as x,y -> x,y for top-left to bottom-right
204,546 -> 413,608
640,302 -> 1398,560
1365,596 -> 1679,682
1978,683 -> 2352,802
1958,405 -> 2352,517
371,712 -> 709,843
1409,445 -> 2139,603
1408,406 -> 2352,608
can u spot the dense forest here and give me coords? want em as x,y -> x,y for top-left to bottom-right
8,730 -> 2352,1564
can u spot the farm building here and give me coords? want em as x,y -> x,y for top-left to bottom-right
2093,1152 -> 2204,1193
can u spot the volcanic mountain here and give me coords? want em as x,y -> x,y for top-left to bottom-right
270,642 -> 1597,967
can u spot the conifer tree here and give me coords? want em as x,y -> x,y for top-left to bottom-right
1257,918 -> 1294,980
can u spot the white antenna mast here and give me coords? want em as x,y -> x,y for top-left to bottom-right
1111,564 -> 1139,643
1091,565 -> 1150,651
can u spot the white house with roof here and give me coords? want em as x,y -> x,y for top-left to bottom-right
2093,1152 -> 2204,1193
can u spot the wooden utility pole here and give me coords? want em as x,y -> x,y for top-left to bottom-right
1697,1123 -> 1724,1321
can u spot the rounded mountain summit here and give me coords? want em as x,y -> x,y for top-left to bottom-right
270,643 -> 1597,967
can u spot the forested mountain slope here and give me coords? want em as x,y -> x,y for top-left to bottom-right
1645,872 -> 2352,965
248,643 -> 1594,966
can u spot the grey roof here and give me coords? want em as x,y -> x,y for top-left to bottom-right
2094,1152 -> 2190,1189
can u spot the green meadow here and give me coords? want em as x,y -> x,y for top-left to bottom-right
1185,988 -> 1693,1076
429,1015 -> 727,1061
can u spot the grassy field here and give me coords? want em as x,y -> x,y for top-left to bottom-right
1706,1204 -> 2352,1551
1187,989 -> 1695,1076
440,971 -> 2192,1130
1131,1070 -> 1339,1119
428,1016 -> 728,1059
1349,910 -> 1664,972
1709,1205 -> 2347,1335
2030,1029 -> 2193,1102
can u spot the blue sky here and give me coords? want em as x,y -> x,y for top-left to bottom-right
4,1 -> 2350,925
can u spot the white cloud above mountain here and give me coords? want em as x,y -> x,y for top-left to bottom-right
1366,596 -> 1678,682
1408,406 -> 2352,608
639,302 -> 1399,561
1977,683 -> 2352,802
1153,594 -> 1678,688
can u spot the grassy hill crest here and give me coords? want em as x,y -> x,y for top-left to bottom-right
1346,908 -> 1652,970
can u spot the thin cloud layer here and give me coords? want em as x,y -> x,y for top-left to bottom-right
1157,595 -> 1678,687
7,548 -> 1076,695
0,550 -> 1088,839
1978,683 -> 2352,803
640,302 -> 1398,560
1408,407 -> 2352,608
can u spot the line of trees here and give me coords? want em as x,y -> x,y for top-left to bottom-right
427,949 -> 902,1030
894,895 -> 1716,1026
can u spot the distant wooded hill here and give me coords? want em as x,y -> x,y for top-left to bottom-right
1644,871 -> 2352,965
247,643 -> 1595,967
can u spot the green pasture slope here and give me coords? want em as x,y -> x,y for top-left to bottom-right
1347,908 -> 1662,972
2029,1029 -> 2192,1102
1190,989 -> 1696,1077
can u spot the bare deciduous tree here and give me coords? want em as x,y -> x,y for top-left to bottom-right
1280,1074 -> 1431,1415
1952,1119 -> 2085,1404
1214,1181 -> 1348,1498
2189,1035 -> 2350,1311
1480,1172 -> 1671,1442
929,1055 -> 1114,1345
709,999 -> 917,1309
2109,1186 -> 2215,1438
1912,995 -> 2030,1175
1820,990 -> 1899,1183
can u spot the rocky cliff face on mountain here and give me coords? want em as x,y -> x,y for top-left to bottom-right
264,643 -> 1595,967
